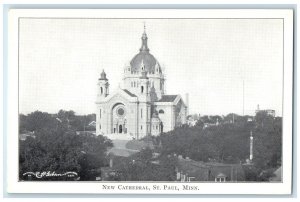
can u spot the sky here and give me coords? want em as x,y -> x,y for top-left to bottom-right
19,18 -> 283,116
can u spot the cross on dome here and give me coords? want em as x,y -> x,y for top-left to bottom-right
140,23 -> 149,52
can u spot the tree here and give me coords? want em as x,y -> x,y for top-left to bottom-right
19,116 -> 113,181
57,110 -> 76,130
115,148 -> 176,181
21,111 -> 57,132
255,111 -> 274,128
200,115 -> 212,123
155,112 -> 282,181
19,114 -> 28,133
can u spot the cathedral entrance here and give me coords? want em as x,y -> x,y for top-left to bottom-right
119,125 -> 123,133
111,103 -> 127,134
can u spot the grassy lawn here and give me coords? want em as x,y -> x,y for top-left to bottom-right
125,139 -> 154,150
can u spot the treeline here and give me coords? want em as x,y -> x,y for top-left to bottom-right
189,113 -> 255,125
20,110 -> 96,133
153,111 -> 282,178
107,148 -> 177,181
19,110 -> 112,181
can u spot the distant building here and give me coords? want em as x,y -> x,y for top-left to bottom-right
176,156 -> 245,182
100,152 -> 246,182
255,104 -> 275,117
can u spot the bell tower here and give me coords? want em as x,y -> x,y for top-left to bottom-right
97,69 -> 109,99
96,70 -> 109,136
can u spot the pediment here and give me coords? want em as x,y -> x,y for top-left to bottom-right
100,88 -> 138,104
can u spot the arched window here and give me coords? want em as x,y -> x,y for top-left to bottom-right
134,81 -> 136,87
159,109 -> 164,114
100,109 -> 101,118
100,87 -> 103,94
141,86 -> 144,93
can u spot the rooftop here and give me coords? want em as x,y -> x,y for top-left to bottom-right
157,95 -> 178,102
123,89 -> 137,97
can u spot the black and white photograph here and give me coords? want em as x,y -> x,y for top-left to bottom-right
6,9 -> 293,194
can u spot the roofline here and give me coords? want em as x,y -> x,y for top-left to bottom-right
154,95 -> 188,106
96,88 -> 138,104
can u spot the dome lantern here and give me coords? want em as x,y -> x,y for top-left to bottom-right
99,69 -> 108,81
140,23 -> 149,52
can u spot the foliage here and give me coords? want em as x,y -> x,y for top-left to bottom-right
19,111 -> 111,181
113,148 -> 177,181
19,111 -> 57,132
20,110 -> 96,134
153,112 -> 282,181
19,110 -> 281,182
57,110 -> 96,131
242,165 -> 260,181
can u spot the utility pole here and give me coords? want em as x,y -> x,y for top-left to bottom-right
250,130 -> 253,162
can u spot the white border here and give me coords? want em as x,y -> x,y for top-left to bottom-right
7,9 -> 293,194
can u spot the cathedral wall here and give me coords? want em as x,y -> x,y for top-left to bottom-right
148,77 -> 164,100
126,102 -> 139,138
174,99 -> 187,127
123,75 -> 164,101
123,76 -> 141,96
96,103 -> 110,135
155,104 -> 174,133
137,103 -> 151,139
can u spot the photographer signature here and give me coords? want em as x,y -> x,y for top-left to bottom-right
23,171 -> 78,178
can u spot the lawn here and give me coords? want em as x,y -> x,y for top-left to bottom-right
125,139 -> 154,150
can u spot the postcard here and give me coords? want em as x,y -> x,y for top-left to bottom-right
6,8 -> 293,194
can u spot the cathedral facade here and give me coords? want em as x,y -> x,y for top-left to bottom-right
96,28 -> 187,139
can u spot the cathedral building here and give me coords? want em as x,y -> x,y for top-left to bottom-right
96,27 -> 188,139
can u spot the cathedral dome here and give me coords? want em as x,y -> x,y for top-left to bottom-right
130,29 -> 162,74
